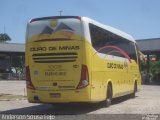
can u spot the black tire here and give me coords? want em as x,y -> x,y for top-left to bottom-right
131,82 -> 137,98
105,84 -> 112,107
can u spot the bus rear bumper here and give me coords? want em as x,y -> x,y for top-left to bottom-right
27,88 -> 91,103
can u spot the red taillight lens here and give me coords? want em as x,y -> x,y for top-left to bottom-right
26,66 -> 35,90
76,65 -> 89,89
76,16 -> 81,20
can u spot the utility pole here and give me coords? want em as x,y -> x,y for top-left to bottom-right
58,10 -> 63,16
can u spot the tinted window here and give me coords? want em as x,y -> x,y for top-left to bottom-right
89,23 -> 137,62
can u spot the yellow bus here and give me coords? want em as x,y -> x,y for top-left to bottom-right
25,16 -> 141,106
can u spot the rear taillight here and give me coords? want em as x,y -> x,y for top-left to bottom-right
76,65 -> 89,89
26,66 -> 35,90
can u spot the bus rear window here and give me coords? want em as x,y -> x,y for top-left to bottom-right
26,18 -> 83,42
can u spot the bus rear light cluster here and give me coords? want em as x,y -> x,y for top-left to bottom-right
76,64 -> 89,89
26,66 -> 35,90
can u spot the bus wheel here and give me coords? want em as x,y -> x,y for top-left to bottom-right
105,84 -> 112,107
131,82 -> 137,98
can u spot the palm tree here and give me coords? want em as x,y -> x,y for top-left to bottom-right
0,33 -> 11,43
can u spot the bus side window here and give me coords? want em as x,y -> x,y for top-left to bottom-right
89,23 -> 137,63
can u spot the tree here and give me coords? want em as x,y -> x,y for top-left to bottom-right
156,54 -> 160,60
140,54 -> 160,83
11,56 -> 23,76
150,61 -> 160,82
0,33 -> 11,43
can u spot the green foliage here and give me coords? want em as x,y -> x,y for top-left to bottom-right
0,33 -> 11,42
141,59 -> 160,82
141,61 -> 147,72
156,54 -> 160,60
151,61 -> 160,76
11,56 -> 23,74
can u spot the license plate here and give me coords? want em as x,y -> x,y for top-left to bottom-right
49,93 -> 61,98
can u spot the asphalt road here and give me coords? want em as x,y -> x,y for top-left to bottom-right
0,81 -> 160,120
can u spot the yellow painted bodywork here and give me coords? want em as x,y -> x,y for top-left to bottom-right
26,39 -> 141,103
26,19 -> 141,103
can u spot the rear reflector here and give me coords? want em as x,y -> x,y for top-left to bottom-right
26,66 -> 35,90
76,65 -> 89,89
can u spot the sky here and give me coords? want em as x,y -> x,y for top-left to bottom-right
1,0 -> 160,43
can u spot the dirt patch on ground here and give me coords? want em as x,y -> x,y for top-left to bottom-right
0,93 -> 26,101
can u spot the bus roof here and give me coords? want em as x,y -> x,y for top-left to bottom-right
81,16 -> 135,42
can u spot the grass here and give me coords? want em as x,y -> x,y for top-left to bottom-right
0,93 -> 26,101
